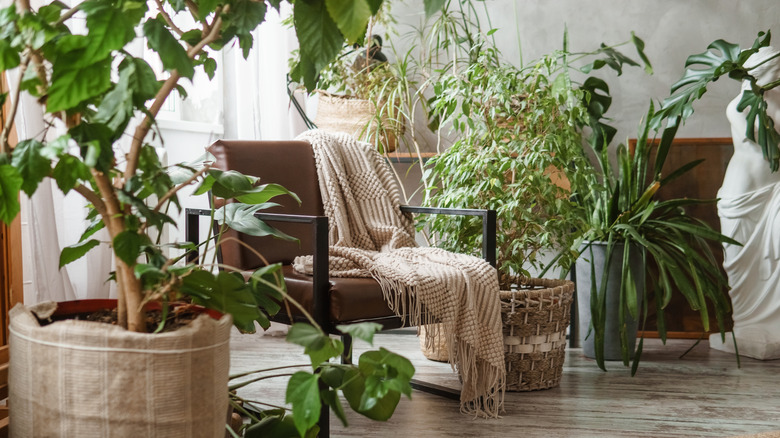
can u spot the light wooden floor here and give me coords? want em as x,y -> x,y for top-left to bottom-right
230,326 -> 780,438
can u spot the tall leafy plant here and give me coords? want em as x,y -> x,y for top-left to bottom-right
424,31 -> 651,289
652,31 -> 778,171
0,0 -> 385,331
576,103 -> 739,373
0,1 -> 416,436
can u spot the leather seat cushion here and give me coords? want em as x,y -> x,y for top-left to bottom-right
281,266 -> 398,323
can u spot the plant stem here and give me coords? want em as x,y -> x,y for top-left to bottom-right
125,71 -> 181,182
125,7 -> 224,183
229,364 -> 310,380
154,0 -> 186,37
54,3 -> 83,27
228,373 -> 295,391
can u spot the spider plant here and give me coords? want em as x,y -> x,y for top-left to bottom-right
575,102 -> 740,374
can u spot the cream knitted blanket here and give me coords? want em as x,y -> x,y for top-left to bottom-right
292,130 -> 505,417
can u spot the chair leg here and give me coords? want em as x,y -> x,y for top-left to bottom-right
340,334 -> 352,365
318,379 -> 330,438
410,379 -> 461,400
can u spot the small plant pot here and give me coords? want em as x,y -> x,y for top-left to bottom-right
575,241 -> 645,360
9,300 -> 232,438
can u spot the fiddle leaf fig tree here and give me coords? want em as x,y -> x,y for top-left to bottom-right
0,0 -> 382,332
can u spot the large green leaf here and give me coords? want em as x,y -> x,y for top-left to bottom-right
287,323 -> 343,367
82,2 -> 136,63
0,164 -> 22,224
69,122 -> 115,172
121,56 -> 161,104
293,0 -> 344,90
365,0 -> 383,15
0,39 -> 20,71
196,0 -> 220,19
320,388 -> 348,427
324,0 -> 371,44
214,203 -> 297,241
143,16 -> 194,79
59,239 -> 100,268
285,371 -> 321,437
208,169 -> 300,205
52,154 -> 91,194
179,269 -> 263,332
112,230 -> 145,265
11,139 -> 50,196
737,89 -> 780,171
340,367 -> 402,421
336,322 -> 383,345
228,0 -> 267,36
47,57 -> 112,113
357,347 -> 414,398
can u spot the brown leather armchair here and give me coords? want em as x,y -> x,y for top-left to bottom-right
185,140 -> 496,436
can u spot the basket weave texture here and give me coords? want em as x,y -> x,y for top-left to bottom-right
419,323 -> 449,362
501,277 -> 574,391
314,91 -> 398,152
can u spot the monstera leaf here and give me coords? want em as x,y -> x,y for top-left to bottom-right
652,31 -> 779,171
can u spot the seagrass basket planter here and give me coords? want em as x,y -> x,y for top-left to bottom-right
314,91 -> 401,153
501,277 -> 574,391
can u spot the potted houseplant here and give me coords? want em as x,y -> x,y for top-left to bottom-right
289,8 -> 405,154
572,102 -> 738,373
424,30 -> 651,290
0,0 -> 416,436
422,25 -> 651,384
651,31 -> 780,360
575,30 -> 779,373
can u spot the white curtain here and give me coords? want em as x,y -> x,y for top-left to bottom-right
11,88 -> 114,304
223,3 -> 312,141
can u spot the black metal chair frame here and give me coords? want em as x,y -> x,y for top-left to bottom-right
185,205 -> 496,437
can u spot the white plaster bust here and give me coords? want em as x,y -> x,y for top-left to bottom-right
710,46 -> 780,360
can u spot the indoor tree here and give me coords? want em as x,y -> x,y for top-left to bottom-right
0,0 -> 436,435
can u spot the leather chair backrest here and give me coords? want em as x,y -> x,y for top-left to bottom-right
208,140 -> 324,269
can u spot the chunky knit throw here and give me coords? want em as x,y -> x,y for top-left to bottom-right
292,130 -> 505,417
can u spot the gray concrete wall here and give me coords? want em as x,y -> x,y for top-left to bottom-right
390,0 -> 779,147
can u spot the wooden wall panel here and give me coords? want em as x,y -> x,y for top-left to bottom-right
630,138 -> 734,338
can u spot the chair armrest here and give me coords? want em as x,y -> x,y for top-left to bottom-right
399,205 -> 497,268
184,208 -> 332,329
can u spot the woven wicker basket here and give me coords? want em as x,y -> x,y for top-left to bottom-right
314,91 -> 399,152
419,323 -> 449,362
501,277 -> 574,391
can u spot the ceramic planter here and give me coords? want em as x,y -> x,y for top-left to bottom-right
8,300 -> 232,438
575,241 -> 645,360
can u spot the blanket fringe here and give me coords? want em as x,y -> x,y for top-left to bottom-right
370,265 -> 505,418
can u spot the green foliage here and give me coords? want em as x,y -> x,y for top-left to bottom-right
0,2 -> 410,434
0,164 -> 22,224
230,322 -> 414,437
59,239 -> 101,268
425,31 -> 650,288
652,31 -> 777,170
577,103 -> 739,373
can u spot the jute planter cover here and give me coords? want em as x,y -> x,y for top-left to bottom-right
8,302 -> 233,438
315,91 -> 399,152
